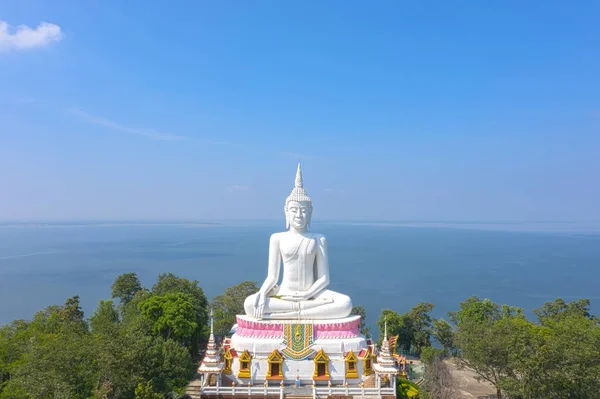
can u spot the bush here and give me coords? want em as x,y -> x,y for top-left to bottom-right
397,377 -> 420,398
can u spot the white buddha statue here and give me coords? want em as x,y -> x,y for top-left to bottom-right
244,164 -> 353,320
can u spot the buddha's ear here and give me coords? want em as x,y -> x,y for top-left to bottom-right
284,206 -> 289,229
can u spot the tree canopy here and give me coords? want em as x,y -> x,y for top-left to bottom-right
2,274 -> 599,399
211,281 -> 258,338
0,273 -> 205,399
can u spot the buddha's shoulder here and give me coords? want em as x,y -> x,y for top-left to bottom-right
269,232 -> 287,242
310,232 -> 327,245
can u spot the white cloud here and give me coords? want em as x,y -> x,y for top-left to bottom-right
67,107 -> 185,141
0,20 -> 63,51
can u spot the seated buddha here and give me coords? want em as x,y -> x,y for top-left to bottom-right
244,164 -> 353,320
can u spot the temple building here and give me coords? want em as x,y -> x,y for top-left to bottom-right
190,165 -> 398,398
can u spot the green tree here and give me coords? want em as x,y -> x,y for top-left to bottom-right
533,297 -> 597,325
90,299 -> 120,335
152,273 -> 209,356
111,273 -> 143,305
407,302 -> 434,355
377,309 -> 413,352
0,320 -> 30,395
138,293 -> 198,342
452,297 -> 525,399
0,272 -> 202,399
351,305 -> 370,337
3,303 -> 97,399
58,295 -> 89,335
499,303 -> 600,399
378,303 -> 435,355
211,281 -> 259,338
433,318 -> 455,356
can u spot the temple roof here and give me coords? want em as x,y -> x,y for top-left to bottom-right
374,319 -> 398,374
198,309 -> 223,373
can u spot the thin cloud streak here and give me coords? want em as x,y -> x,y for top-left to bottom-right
67,107 -> 185,141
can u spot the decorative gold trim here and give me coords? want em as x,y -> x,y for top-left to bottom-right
238,350 -> 252,378
223,348 -> 233,375
345,350 -> 359,378
313,349 -> 330,380
267,349 -> 284,380
361,348 -> 374,376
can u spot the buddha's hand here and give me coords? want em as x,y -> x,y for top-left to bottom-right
254,291 -> 266,320
281,292 -> 311,302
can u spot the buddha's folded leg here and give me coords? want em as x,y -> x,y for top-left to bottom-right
244,290 -> 353,319
244,293 -> 299,316
299,290 -> 353,319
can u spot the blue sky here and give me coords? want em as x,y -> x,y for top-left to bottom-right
1,1 -> 599,221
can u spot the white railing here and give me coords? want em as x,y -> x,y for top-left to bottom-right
200,386 -> 282,397
198,385 -> 395,397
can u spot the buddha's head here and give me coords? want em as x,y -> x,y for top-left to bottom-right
285,164 -> 313,229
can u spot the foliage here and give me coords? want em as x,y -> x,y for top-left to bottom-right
134,380 -> 163,399
451,296 -> 524,399
432,318 -> 455,356
111,273 -> 143,305
2,272 -> 599,399
378,302 -> 434,355
90,299 -> 120,335
450,296 -> 600,399
0,273 -> 205,399
151,273 -> 209,357
533,297 -> 598,325
351,305 -> 370,337
211,281 -> 258,338
396,377 -> 420,398
499,305 -> 600,399
139,293 -> 198,341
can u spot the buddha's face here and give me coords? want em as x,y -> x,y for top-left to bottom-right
285,200 -> 312,230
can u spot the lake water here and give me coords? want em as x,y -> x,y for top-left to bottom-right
1,221 -> 599,335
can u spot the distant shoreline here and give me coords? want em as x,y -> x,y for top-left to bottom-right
1,220 -> 599,234
0,221 -> 222,229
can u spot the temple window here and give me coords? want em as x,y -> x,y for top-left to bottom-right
223,349 -> 233,375
345,350 -> 359,378
238,350 -> 252,378
267,350 -> 284,380
313,349 -> 330,380
362,348 -> 374,376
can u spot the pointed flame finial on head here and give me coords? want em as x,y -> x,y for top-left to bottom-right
295,163 -> 303,188
285,163 -> 312,206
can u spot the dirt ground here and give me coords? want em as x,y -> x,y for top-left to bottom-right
444,360 -> 497,398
